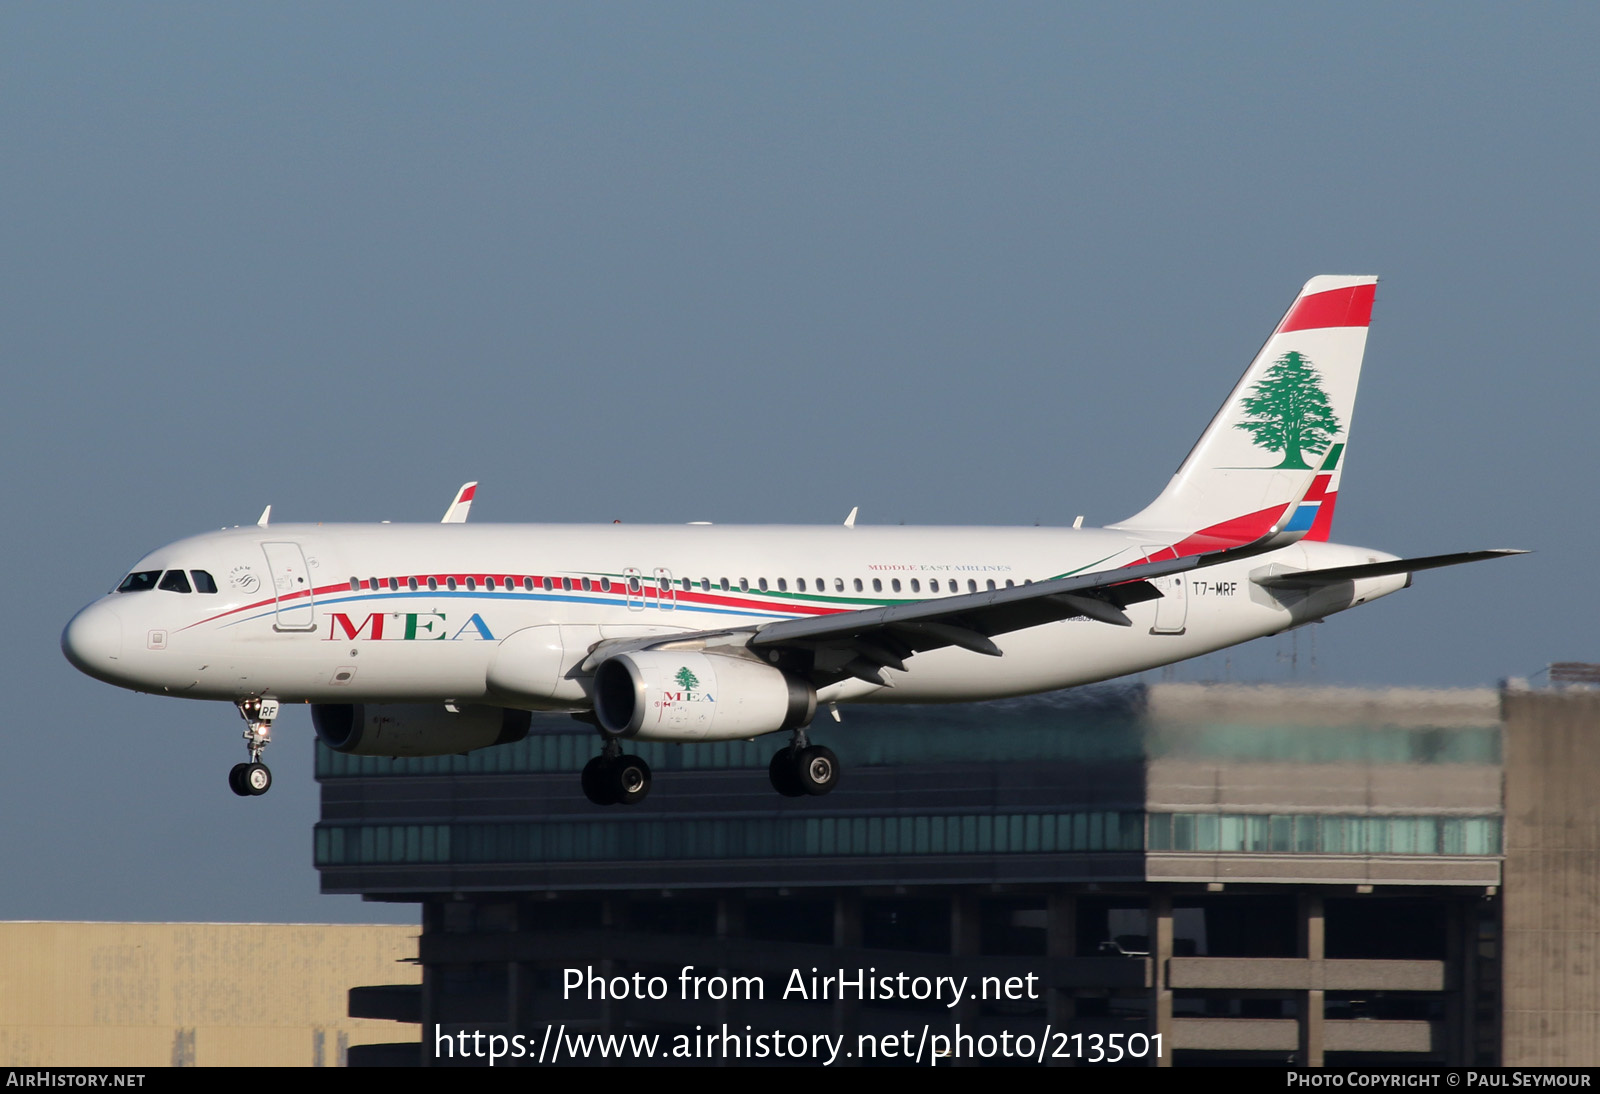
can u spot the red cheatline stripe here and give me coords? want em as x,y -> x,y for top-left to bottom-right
459,485 -> 476,501
1278,284 -> 1375,332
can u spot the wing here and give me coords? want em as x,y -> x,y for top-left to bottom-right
582,524 -> 1311,688
744,528 -> 1303,686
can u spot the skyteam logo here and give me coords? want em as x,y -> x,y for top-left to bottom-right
1234,351 -> 1342,469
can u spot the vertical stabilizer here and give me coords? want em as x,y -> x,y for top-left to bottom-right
1111,275 -> 1376,551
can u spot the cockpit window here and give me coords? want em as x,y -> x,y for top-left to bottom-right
158,570 -> 193,593
117,571 -> 161,593
191,570 -> 218,594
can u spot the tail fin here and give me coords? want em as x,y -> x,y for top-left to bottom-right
1111,275 -> 1376,550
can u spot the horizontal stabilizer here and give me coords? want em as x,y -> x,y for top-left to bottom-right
1254,549 -> 1526,589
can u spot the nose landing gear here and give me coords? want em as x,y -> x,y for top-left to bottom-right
230,698 -> 278,797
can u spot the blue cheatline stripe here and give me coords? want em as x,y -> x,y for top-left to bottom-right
216,590 -> 807,630
1284,504 -> 1320,533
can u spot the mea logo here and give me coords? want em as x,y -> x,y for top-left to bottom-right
1234,351 -> 1342,470
325,612 -> 495,642
659,665 -> 715,705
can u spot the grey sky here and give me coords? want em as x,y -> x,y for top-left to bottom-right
3,5 -> 1592,922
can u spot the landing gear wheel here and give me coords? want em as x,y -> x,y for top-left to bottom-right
768,747 -> 805,798
232,697 -> 278,799
243,762 -> 272,796
611,754 -> 652,805
582,756 -> 619,806
794,745 -> 839,796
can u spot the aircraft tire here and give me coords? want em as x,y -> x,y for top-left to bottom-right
612,755 -> 652,806
228,763 -> 251,797
244,762 -> 272,796
582,756 -> 618,806
795,746 -> 839,797
768,748 -> 805,798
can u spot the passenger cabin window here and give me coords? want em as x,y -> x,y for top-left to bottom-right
797,578 -> 806,592
524,578 -> 534,591
968,579 -> 977,592
446,577 -> 458,591
389,578 -> 399,591
891,579 -> 901,593
835,578 -> 845,592
159,570 -> 192,594
486,577 -> 497,590
581,577 -> 591,592
853,578 -> 863,592
930,578 -> 940,592
739,578 -> 749,592
600,578 -> 611,592
349,577 -> 360,591
777,578 -> 786,592
758,578 -> 769,592
427,578 -> 438,591
910,578 -> 920,593
986,579 -> 996,591
408,578 -> 419,591
871,578 -> 882,592
117,571 -> 161,593
191,571 -> 218,594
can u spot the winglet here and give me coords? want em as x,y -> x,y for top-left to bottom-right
256,505 -> 271,528
843,507 -> 858,529
442,482 -> 477,524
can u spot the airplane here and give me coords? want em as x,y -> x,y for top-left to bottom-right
61,275 -> 1521,806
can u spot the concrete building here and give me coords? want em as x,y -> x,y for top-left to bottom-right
0,922 -> 420,1066
318,682 -> 1532,1066
1501,689 -> 1600,1066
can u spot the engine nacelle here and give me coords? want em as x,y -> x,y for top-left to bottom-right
312,703 -> 532,757
592,650 -> 815,742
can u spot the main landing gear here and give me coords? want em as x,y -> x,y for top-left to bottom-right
229,698 -> 277,797
769,729 -> 839,798
575,727 -> 840,805
581,740 -> 652,806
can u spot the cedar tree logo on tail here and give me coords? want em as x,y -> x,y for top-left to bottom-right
1234,351 -> 1342,469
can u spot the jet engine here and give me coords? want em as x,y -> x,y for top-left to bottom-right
312,702 -> 532,757
592,650 -> 815,742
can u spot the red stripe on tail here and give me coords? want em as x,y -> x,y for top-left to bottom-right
1278,284 -> 1375,332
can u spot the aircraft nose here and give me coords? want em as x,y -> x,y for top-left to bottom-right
62,602 -> 124,679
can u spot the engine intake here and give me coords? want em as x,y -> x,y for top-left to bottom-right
312,703 -> 531,757
592,650 -> 815,742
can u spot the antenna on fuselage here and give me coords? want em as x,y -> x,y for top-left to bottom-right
256,505 -> 271,527
843,506 -> 858,529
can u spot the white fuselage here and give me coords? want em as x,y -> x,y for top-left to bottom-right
62,521 -> 1406,713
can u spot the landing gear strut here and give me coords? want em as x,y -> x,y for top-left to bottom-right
769,728 -> 839,798
581,739 -> 652,806
230,698 -> 277,797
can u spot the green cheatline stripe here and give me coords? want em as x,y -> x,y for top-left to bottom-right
1319,442 -> 1345,471
1047,550 -> 1121,582
585,570 -> 888,608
